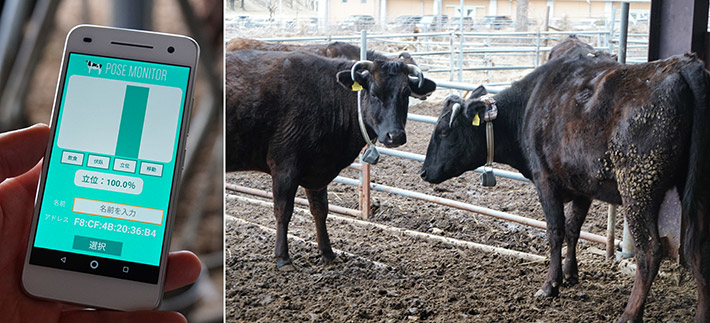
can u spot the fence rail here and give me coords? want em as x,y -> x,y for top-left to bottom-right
232,25 -> 646,253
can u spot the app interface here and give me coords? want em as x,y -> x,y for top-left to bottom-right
30,53 -> 190,284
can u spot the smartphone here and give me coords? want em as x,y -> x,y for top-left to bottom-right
22,25 -> 199,310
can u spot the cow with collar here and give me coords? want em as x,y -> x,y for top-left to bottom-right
420,37 -> 710,322
226,49 -> 436,270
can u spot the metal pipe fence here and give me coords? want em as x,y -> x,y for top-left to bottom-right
233,26 -> 646,250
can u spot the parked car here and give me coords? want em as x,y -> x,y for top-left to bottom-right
244,17 -> 273,28
628,11 -> 649,26
303,17 -> 319,32
340,15 -> 376,31
447,16 -> 474,31
387,15 -> 422,31
226,15 -> 251,29
571,18 -> 606,31
417,15 -> 448,31
478,15 -> 513,30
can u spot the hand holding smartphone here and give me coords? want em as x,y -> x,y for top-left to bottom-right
22,25 -> 199,311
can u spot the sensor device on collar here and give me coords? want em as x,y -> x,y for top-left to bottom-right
361,145 -> 380,164
479,94 -> 497,187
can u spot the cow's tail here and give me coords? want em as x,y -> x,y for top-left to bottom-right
679,58 -> 710,271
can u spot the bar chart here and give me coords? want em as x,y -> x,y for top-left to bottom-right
57,75 -> 183,163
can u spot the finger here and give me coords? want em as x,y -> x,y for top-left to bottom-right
59,309 -> 186,323
7,160 -> 43,199
0,161 -> 44,258
164,250 -> 201,292
0,124 -> 50,182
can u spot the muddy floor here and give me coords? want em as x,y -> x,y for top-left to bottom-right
224,93 -> 698,322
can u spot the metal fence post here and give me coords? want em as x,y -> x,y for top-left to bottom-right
449,31 -> 455,96
608,5 -> 617,53
535,30 -> 541,67
358,30 -> 371,219
617,2 -> 635,259
606,205 -> 617,260
458,31 -> 464,85
618,2 -> 630,64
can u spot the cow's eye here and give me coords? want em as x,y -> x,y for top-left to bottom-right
437,129 -> 449,138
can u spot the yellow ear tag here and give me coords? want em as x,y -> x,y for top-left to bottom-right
472,113 -> 481,126
351,81 -> 363,92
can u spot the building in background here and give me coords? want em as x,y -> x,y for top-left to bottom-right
321,0 -> 650,29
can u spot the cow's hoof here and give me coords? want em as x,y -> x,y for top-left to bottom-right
564,274 -> 579,286
322,255 -> 341,266
534,289 -> 548,298
276,263 -> 300,272
616,314 -> 637,323
534,282 -> 559,298
275,258 -> 299,271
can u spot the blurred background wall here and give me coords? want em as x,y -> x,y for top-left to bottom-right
0,0 -> 224,321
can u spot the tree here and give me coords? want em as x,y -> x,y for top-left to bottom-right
267,0 -> 278,19
515,0 -> 529,31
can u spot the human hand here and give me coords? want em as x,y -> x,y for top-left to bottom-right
0,124 -> 201,323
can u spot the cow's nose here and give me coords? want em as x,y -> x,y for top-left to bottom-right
384,131 -> 406,147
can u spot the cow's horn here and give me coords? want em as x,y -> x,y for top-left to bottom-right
351,60 -> 374,81
407,64 -> 424,88
449,103 -> 461,127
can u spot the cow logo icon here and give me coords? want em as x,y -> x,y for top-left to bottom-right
86,60 -> 102,74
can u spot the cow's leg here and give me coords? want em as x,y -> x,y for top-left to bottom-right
618,198 -> 662,323
534,185 -> 565,298
563,196 -> 592,285
305,187 -> 336,264
271,172 -> 299,270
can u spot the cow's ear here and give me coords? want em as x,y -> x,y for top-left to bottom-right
398,52 -> 416,65
409,78 -> 437,100
468,85 -> 487,99
463,99 -> 487,121
336,70 -> 369,91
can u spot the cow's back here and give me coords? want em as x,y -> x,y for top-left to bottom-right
520,54 -> 697,202
225,50 -> 364,186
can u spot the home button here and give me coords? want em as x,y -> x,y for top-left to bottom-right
89,260 -> 99,269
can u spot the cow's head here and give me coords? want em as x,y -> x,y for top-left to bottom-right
336,60 -> 436,147
420,86 -> 490,184
549,35 -> 616,61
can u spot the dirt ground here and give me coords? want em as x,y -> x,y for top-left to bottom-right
224,92 -> 698,321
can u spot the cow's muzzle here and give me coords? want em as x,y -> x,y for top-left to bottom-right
381,130 -> 406,147
419,168 -> 442,184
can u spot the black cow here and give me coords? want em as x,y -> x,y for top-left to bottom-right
226,50 -> 436,269
421,37 -> 710,322
547,34 -> 616,61
226,38 -> 417,65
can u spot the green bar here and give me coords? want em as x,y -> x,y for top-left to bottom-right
73,235 -> 123,256
115,85 -> 149,158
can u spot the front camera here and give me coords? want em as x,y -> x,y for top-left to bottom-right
167,46 -> 175,53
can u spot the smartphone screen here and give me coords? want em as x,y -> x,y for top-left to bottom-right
28,52 -> 191,284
